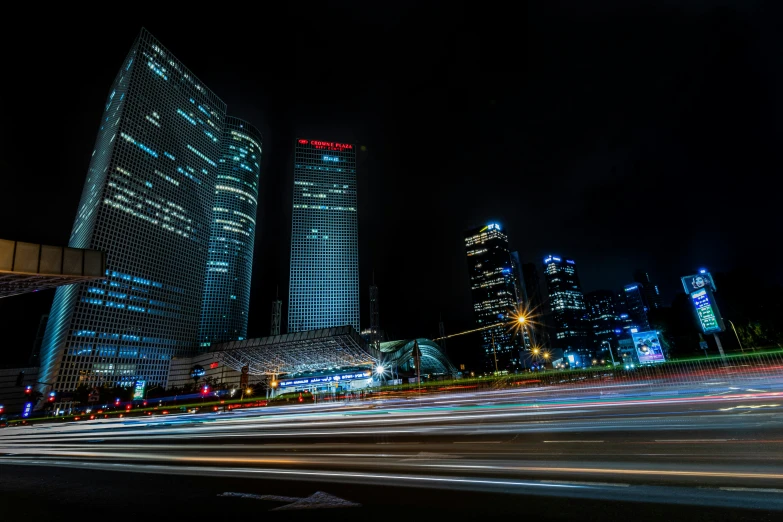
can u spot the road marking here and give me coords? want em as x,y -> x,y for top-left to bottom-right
720,487 -> 783,493
543,441 -> 604,443
218,491 -> 361,510
541,480 -> 629,487
452,441 -> 503,444
654,439 -> 728,442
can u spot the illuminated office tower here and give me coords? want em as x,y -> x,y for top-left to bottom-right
543,255 -> 589,354
465,223 -> 522,372
40,29 -> 228,391
288,139 -> 359,332
199,117 -> 262,348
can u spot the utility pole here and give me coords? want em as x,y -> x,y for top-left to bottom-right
491,330 -> 498,374
438,315 -> 446,355
413,339 -> 422,393
271,286 -> 282,336
369,272 -> 380,350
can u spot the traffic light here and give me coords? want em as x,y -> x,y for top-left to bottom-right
201,385 -> 209,395
0,405 -> 5,414
47,391 -> 56,403
24,385 -> 32,395
15,371 -> 24,387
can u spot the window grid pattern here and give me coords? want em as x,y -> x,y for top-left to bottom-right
543,256 -> 589,350
288,140 -> 359,332
199,117 -> 262,347
40,28 -> 228,391
464,224 -> 522,370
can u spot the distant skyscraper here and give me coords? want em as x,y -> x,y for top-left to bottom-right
510,251 -> 533,350
624,283 -> 651,331
288,139 -> 359,332
633,269 -> 664,310
39,29 -> 258,391
585,290 -> 629,356
199,117 -> 262,348
543,255 -> 589,353
465,223 -> 521,372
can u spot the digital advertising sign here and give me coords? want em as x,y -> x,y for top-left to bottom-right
132,380 -> 146,400
681,272 -> 716,294
21,402 -> 33,418
690,288 -> 725,334
278,370 -> 372,388
631,330 -> 666,364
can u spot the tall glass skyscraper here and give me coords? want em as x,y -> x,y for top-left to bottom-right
543,255 -> 589,353
199,117 -> 262,348
39,29 -> 259,391
288,139 -> 359,332
465,223 -> 522,372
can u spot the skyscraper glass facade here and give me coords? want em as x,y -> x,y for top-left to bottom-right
624,283 -> 651,331
39,29 -> 258,392
288,139 -> 359,332
465,224 -> 521,372
199,117 -> 262,348
543,255 -> 589,352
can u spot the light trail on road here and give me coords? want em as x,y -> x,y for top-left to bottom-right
3,380 -> 783,510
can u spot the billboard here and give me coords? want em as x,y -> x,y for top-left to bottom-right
278,370 -> 372,388
132,380 -> 146,400
631,330 -> 666,364
681,272 -> 716,294
690,288 -> 725,334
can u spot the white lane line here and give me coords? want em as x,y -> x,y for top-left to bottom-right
543,441 -> 604,443
452,441 -> 503,444
654,439 -> 728,442
541,480 -> 630,487
720,487 -> 783,493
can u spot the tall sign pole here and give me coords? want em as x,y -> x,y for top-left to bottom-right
682,271 -> 727,363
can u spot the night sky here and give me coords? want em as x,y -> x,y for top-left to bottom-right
0,2 -> 779,366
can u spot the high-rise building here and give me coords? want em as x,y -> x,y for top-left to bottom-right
543,255 -> 589,354
624,283 -> 651,331
633,269 -> 664,310
465,223 -> 521,372
288,139 -> 359,332
585,290 -> 627,357
39,29 -> 258,392
510,251 -> 534,350
199,117 -> 262,348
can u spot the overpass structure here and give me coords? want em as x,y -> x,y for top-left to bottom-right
0,239 -> 105,298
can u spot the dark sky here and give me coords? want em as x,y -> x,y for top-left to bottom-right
0,2 -> 779,366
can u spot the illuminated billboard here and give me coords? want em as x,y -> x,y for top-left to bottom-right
690,288 -> 725,334
278,370 -> 372,388
631,330 -> 666,364
681,272 -> 716,294
132,380 -> 146,400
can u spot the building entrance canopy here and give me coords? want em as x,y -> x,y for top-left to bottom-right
213,326 -> 381,376
210,326 -> 456,379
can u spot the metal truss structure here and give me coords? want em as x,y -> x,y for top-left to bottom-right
213,326 -> 382,376
380,338 -> 457,375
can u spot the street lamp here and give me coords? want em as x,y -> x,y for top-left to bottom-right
727,319 -> 746,352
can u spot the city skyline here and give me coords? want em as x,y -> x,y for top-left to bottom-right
1,6 -> 780,367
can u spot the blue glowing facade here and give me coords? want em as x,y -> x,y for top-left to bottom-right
199,117 -> 262,348
40,29 -> 258,392
288,139 -> 359,332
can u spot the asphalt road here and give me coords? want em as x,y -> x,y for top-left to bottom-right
2,381 -> 783,520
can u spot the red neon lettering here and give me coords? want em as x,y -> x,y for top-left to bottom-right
209,362 -> 219,369
298,139 -> 309,144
